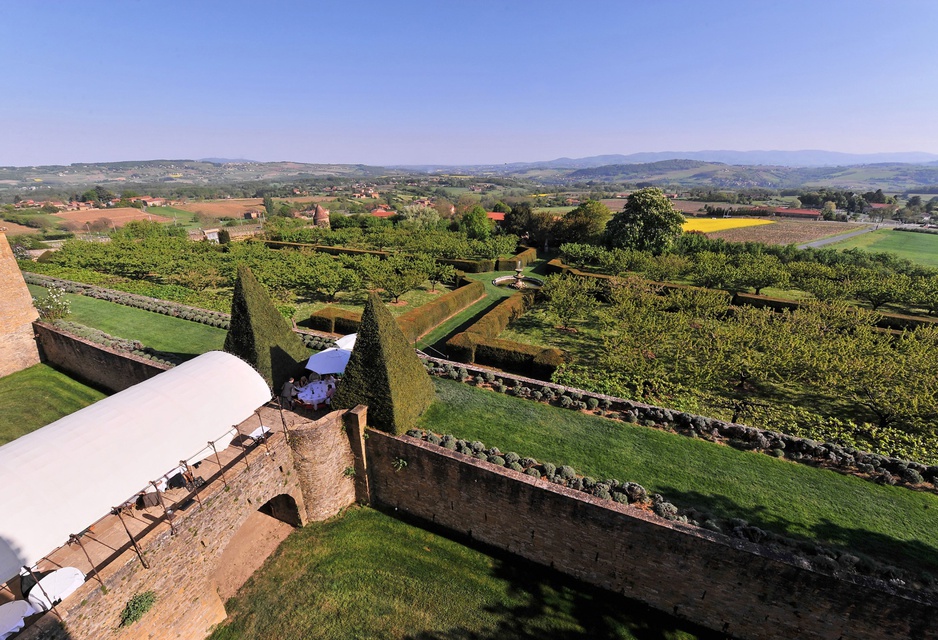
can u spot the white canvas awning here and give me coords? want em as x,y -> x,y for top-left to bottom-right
0,351 -> 271,582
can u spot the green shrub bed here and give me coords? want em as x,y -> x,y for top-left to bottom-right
51,320 -> 179,366
405,427 -> 938,597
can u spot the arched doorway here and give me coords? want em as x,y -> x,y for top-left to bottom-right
258,493 -> 302,527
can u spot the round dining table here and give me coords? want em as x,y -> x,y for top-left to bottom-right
25,567 -> 85,612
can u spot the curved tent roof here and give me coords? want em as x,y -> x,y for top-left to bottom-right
0,351 -> 271,582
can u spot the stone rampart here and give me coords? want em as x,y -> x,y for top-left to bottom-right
365,430 -> 938,640
33,322 -> 170,392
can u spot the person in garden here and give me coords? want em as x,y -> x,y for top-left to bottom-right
280,377 -> 295,410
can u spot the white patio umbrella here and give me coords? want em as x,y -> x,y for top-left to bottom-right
335,333 -> 357,350
304,348 -> 352,375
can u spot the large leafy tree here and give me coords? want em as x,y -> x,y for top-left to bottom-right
461,205 -> 494,240
604,188 -> 684,253
331,292 -> 435,434
224,263 -> 309,390
557,200 -> 611,244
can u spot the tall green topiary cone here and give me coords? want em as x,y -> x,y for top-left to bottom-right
224,263 -> 309,390
332,292 -> 435,434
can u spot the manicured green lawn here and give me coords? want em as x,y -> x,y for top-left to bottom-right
209,507 -> 711,640
420,378 -> 938,574
829,229 -> 938,268
0,364 -> 105,444
28,284 -> 226,359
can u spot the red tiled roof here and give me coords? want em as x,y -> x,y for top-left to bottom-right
486,211 -> 505,221
371,208 -> 395,218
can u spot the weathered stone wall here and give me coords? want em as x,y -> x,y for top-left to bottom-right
19,429 -> 307,640
33,322 -> 170,392
288,409 -> 360,521
366,431 -> 938,640
0,233 -> 41,376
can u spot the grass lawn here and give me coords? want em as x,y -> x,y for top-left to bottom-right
28,284 -> 227,359
420,378 -> 938,575
828,229 -> 938,268
209,506 -> 712,640
0,364 -> 105,444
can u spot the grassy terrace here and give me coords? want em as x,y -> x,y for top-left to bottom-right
420,378 -> 938,575
28,284 -> 227,359
0,364 -> 105,444
210,507 -> 712,640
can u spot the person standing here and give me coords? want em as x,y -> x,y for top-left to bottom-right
280,377 -> 296,410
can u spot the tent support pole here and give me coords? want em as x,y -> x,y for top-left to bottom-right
236,425 -> 251,470
209,441 -> 227,488
68,535 -> 104,589
275,396 -> 290,440
150,481 -> 176,536
112,508 -> 149,569
180,460 -> 203,508
255,410 -> 271,454
24,565 -> 59,616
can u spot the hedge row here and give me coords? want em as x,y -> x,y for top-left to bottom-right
308,306 -> 362,334
438,257 -> 496,273
53,320 -> 179,366
421,358 -> 938,490
266,240 -> 389,259
495,245 -> 538,272
266,239 -> 501,273
24,273 -> 233,329
396,279 -> 485,343
308,278 -> 486,343
547,257 -> 938,330
445,292 -> 565,378
406,428 -> 938,596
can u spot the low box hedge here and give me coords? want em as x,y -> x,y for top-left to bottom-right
438,257 -> 496,273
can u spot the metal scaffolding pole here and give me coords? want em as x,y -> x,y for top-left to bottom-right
112,507 -> 149,569
68,534 -> 104,589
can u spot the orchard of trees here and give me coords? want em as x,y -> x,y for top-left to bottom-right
535,274 -> 938,463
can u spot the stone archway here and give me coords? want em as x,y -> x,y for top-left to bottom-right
258,493 -> 302,527
211,494 -> 300,600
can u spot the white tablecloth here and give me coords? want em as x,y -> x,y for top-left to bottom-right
0,600 -> 35,640
248,425 -> 271,440
296,381 -> 332,406
26,567 -> 85,612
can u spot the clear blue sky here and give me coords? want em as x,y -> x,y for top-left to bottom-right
2,0 -> 936,166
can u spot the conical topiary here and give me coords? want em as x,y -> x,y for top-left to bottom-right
331,292 -> 435,434
223,263 -> 309,390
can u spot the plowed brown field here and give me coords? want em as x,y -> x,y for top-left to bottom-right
0,221 -> 41,235
55,208 -> 172,227
707,220 -> 870,245
175,196 -> 335,219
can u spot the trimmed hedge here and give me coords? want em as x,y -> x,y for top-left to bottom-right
308,306 -> 363,334
495,246 -> 538,272
265,240 -> 390,259
396,279 -> 485,343
309,279 -> 485,342
445,291 -> 566,377
438,257 -> 496,273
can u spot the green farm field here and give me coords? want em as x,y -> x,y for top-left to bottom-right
209,506 -> 712,640
828,229 -> 938,268
420,378 -> 938,576
0,364 -> 105,444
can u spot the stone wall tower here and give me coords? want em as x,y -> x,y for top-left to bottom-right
0,232 -> 41,376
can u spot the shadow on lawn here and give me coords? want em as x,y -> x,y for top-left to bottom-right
657,486 -> 938,576
390,511 -> 721,640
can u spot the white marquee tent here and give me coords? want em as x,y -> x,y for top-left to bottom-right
0,351 -> 272,583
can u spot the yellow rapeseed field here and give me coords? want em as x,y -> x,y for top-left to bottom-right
682,218 -> 775,233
